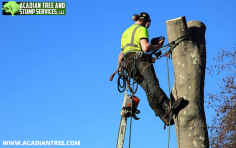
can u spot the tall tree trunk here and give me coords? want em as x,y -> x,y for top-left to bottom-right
165,16 -> 209,148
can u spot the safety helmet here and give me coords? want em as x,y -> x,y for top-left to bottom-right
132,12 -> 151,28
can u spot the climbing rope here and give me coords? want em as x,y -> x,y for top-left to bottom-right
129,58 -> 136,148
117,53 -> 139,94
164,33 -> 189,148
126,55 -> 173,148
167,56 -> 171,148
149,33 -> 189,59
147,33 -> 189,148
117,69 -> 127,92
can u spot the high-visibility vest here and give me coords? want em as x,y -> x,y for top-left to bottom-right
121,24 -> 148,55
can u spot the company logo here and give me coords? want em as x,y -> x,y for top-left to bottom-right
2,1 -> 20,16
2,1 -> 66,16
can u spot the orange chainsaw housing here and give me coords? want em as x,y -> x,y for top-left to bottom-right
127,96 -> 140,109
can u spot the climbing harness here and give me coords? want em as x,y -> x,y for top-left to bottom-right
115,51 -> 144,94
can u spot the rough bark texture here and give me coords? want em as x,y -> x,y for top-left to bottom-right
166,16 -> 209,148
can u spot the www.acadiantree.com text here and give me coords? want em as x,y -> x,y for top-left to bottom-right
19,2 -> 65,15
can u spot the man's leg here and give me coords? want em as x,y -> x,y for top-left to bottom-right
134,60 -> 173,125
138,76 -> 174,125
137,61 -> 182,125
139,64 -> 168,106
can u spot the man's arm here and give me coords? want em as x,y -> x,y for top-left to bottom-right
140,39 -> 164,52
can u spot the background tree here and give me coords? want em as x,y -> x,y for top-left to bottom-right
166,16 -> 209,148
206,45 -> 236,148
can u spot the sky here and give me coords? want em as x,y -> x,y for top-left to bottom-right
0,0 -> 236,148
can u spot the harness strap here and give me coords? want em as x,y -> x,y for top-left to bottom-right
123,49 -> 140,56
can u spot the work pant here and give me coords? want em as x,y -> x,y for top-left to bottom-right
131,59 -> 168,115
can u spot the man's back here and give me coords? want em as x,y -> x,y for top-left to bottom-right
121,24 -> 149,54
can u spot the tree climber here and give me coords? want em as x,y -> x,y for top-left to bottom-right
118,12 -> 183,125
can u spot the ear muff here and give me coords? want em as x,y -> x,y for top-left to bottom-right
145,22 -> 151,28
132,14 -> 139,21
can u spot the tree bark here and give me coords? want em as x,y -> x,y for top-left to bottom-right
166,16 -> 209,148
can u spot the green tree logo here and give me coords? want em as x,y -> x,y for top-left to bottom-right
2,1 -> 20,16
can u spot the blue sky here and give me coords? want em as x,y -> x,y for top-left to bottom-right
0,0 -> 235,147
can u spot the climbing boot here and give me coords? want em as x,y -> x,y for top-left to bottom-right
153,104 -> 174,126
162,97 -> 184,114
159,112 -> 174,126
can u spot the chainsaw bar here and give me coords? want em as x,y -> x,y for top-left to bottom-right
116,90 -> 128,148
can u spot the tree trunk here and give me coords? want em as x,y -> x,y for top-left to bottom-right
165,16 -> 209,148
